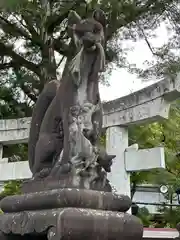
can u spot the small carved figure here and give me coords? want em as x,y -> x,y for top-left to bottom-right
69,103 -> 98,169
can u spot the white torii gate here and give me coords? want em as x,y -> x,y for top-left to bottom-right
0,74 -> 180,202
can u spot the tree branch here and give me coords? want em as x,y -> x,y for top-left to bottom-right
0,14 -> 44,51
0,43 -> 40,76
21,13 -> 40,40
47,0 -> 85,33
20,84 -> 38,102
0,15 -> 31,40
0,8 -> 73,58
137,25 -> 155,55
14,67 -> 38,103
47,11 -> 69,33
106,0 -> 173,41
0,12 -> 68,57
56,55 -> 65,69
0,61 -> 17,70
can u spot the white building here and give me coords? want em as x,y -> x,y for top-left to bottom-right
133,184 -> 178,214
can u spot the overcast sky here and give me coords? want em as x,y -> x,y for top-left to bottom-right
100,22 -> 171,101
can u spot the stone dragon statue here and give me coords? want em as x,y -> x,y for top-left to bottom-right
27,9 -> 115,191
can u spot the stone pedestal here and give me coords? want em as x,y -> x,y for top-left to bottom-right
0,188 -> 143,240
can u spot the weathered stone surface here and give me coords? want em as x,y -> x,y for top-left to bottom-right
1,73 -> 180,146
103,97 -> 171,128
0,73 -> 179,185
0,117 -> 30,144
0,162 -> 32,181
103,73 -> 180,115
0,208 -> 143,240
103,74 -> 180,127
106,126 -> 130,198
125,147 -> 165,172
26,10 -> 108,189
0,188 -> 131,213
21,172 -> 113,193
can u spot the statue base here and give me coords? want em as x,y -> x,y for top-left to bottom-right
21,174 -> 112,193
0,188 -> 143,240
0,208 -> 143,240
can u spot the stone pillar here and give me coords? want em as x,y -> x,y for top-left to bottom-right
0,144 -> 3,160
106,126 -> 130,197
